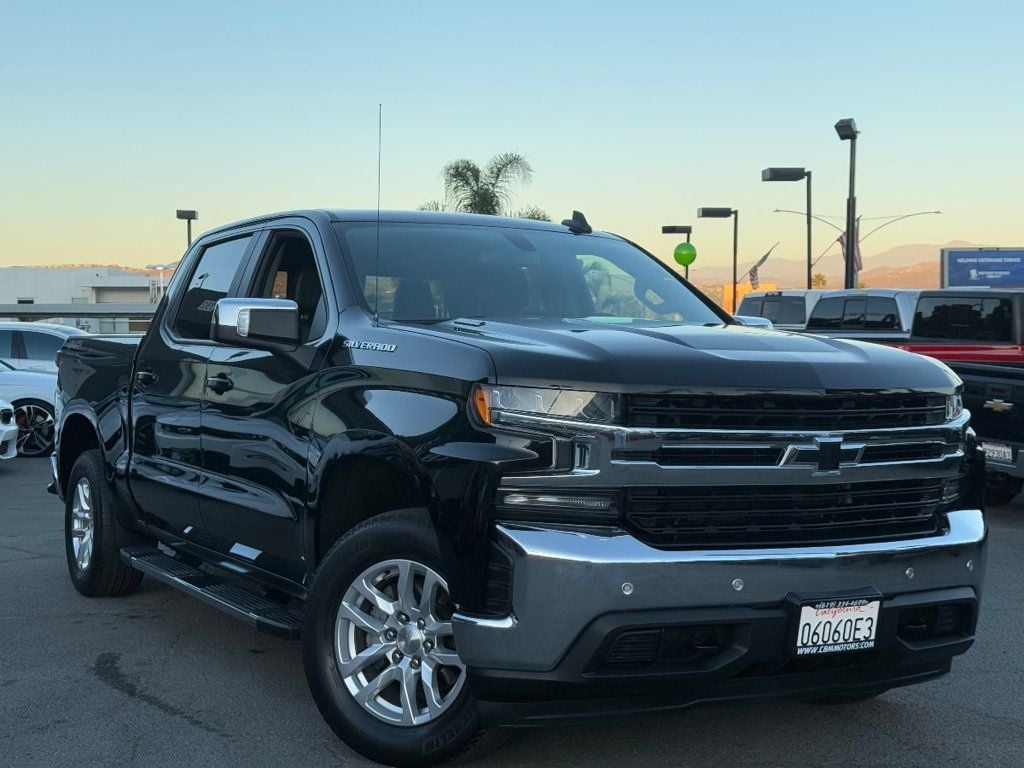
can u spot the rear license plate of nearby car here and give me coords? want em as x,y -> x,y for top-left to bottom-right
982,442 -> 1013,463
795,598 -> 880,656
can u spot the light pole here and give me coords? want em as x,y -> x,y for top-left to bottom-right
661,224 -> 693,279
835,119 -> 859,289
762,167 -> 812,289
176,209 -> 198,248
698,207 -> 738,311
146,261 -> 178,300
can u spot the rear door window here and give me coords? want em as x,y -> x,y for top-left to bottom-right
22,331 -> 63,363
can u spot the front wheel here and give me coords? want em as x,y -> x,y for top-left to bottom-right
303,510 -> 484,767
13,399 -> 55,457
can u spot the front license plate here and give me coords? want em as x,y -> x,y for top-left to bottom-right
983,442 -> 1013,462
795,598 -> 880,656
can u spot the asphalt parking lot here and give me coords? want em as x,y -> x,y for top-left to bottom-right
2,458 -> 1023,768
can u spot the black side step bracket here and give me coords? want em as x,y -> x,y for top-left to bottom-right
120,546 -> 303,639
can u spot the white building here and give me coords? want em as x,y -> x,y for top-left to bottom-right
0,266 -> 160,332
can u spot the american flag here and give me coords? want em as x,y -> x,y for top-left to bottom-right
747,242 -> 780,289
838,233 -> 863,272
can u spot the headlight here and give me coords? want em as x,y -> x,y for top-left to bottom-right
947,390 -> 964,421
472,385 -> 621,427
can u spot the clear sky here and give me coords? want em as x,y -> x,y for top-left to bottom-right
2,0 -> 1022,276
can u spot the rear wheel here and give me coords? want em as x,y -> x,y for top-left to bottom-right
303,509 -> 484,766
65,450 -> 145,597
985,472 -> 1022,506
13,399 -> 55,457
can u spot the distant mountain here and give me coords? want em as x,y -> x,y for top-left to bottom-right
688,241 -> 988,292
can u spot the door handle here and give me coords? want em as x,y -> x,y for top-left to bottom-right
206,374 -> 234,395
135,369 -> 158,387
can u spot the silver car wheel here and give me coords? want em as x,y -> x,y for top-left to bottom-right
70,477 -> 95,572
334,558 -> 466,726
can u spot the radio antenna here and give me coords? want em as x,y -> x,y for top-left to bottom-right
373,103 -> 383,325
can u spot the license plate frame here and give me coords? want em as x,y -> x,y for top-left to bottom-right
788,591 -> 882,657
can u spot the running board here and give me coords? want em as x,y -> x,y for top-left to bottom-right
120,546 -> 303,639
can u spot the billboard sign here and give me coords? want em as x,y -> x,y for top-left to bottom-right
942,248 -> 1024,288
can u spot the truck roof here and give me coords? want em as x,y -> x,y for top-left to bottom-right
817,288 -> 921,299
200,209 -> 604,240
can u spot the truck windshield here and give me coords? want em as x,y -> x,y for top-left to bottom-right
335,222 -> 724,325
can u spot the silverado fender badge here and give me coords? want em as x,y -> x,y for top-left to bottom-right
984,399 -> 1013,413
342,340 -> 397,353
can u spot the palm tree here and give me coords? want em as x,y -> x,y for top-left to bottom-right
420,152 -> 549,220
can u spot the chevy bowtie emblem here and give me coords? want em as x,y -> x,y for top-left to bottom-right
781,437 -> 865,474
984,399 -> 1013,413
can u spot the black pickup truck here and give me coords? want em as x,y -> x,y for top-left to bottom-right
53,210 -> 986,766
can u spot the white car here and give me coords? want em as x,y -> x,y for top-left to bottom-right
0,399 -> 17,460
0,360 -> 57,457
0,321 -> 90,374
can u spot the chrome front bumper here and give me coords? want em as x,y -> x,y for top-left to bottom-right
452,509 -> 986,672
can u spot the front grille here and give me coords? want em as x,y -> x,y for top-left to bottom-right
860,442 -> 948,463
0,408 -> 11,425
613,446 -> 783,466
625,478 -> 946,548
613,441 -> 952,467
626,393 -> 948,431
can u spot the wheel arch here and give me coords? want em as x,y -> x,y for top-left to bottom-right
56,408 -> 103,495
309,436 -> 441,570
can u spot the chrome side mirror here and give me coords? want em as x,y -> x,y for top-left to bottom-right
211,298 -> 300,349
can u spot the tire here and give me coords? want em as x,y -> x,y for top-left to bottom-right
65,449 -> 144,597
303,509 -> 485,767
985,472 -> 1022,506
13,399 -> 55,458
805,691 -> 885,705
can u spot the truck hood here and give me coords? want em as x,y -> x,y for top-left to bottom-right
428,319 -> 959,393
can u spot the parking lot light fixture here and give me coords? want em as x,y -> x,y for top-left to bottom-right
762,167 -> 813,289
698,207 -> 739,311
834,118 -> 860,289
176,209 -> 198,248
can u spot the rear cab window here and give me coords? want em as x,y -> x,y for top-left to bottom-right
913,296 -> 1014,341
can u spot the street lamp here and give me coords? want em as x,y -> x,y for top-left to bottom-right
762,167 -> 812,290
661,225 -> 694,279
698,207 -> 739,311
176,209 -> 198,248
834,118 -> 859,289
145,261 -> 179,300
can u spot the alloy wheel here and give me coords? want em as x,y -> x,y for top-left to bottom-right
334,558 -> 466,726
70,477 -> 95,572
14,402 -> 55,457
